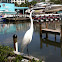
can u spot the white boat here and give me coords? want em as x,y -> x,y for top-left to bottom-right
25,2 -> 53,15
0,11 -> 16,19
45,4 -> 62,13
36,2 -> 50,7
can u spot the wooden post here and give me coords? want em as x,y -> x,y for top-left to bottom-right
46,22 -> 48,29
23,9 -> 24,17
40,23 -> 42,48
46,32 -> 48,47
15,14 -> 16,21
45,22 -> 48,47
40,37 -> 43,48
39,20 -> 42,48
39,21 -> 42,38
60,25 -> 62,56
46,32 -> 48,39
13,34 -> 18,52
60,25 -> 62,41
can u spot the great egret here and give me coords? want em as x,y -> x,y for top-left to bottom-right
21,10 -> 35,52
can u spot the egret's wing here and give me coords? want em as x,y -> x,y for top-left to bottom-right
21,29 -> 31,51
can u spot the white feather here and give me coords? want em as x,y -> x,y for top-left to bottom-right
21,10 -> 34,51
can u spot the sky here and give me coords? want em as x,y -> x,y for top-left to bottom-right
29,0 -> 32,2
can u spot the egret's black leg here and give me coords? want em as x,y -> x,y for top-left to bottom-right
27,45 -> 29,56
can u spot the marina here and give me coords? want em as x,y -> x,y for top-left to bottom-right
0,20 -> 62,62
0,0 -> 62,62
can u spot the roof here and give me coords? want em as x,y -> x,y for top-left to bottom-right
15,7 -> 29,9
0,3 -> 14,5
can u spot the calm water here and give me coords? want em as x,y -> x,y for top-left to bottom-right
0,21 -> 62,62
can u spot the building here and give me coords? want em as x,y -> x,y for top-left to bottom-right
0,0 -> 25,5
0,3 -> 29,14
45,0 -> 50,2
11,0 -> 25,5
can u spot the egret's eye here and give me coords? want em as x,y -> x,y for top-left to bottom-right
30,10 -> 32,12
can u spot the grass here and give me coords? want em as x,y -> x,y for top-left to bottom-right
0,45 -> 22,62
0,45 -> 42,62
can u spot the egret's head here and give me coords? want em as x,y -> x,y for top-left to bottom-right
30,10 -> 35,13
30,10 -> 35,18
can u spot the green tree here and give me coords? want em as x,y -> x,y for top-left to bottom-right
14,2 -> 19,6
30,1 -> 37,5
41,0 -> 45,2
50,0 -> 62,4
20,3 -> 24,7
19,0 -> 37,7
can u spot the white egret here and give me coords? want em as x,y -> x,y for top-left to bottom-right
21,10 -> 35,52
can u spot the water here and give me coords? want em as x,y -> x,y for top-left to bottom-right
0,21 -> 62,62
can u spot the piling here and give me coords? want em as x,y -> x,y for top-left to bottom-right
46,32 -> 48,39
15,14 -> 16,21
39,23 -> 42,48
46,22 -> 48,29
60,25 -> 62,56
60,25 -> 62,42
13,34 -> 18,52
39,20 -> 42,38
39,20 -> 43,48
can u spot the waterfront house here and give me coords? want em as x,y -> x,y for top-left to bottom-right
0,3 -> 29,15
0,0 -> 25,5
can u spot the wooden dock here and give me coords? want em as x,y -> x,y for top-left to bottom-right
6,17 -> 30,21
39,22 -> 62,42
42,28 -> 60,34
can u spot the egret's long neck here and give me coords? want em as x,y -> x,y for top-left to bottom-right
30,12 -> 33,30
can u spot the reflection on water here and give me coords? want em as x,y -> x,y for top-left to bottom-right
0,21 -> 62,62
0,23 -> 30,34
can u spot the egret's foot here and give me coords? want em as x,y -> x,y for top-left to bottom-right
13,51 -> 24,56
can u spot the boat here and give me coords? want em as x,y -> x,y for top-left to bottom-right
25,6 -> 46,17
45,4 -> 62,14
36,2 -> 50,7
25,2 -> 53,15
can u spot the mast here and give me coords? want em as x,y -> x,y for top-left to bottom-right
7,0 -> 8,3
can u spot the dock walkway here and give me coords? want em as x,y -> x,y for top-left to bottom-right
6,17 -> 30,21
42,28 -> 60,34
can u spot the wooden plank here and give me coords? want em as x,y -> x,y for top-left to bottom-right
6,17 -> 30,21
42,29 -> 60,33
42,29 -> 60,34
